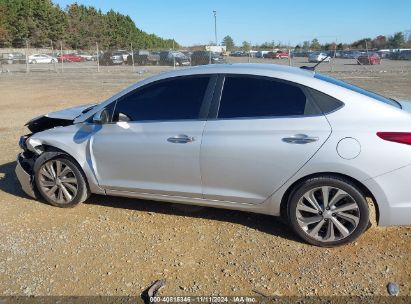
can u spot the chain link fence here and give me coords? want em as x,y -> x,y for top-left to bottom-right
1,39 -> 411,75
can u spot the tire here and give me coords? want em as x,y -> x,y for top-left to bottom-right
34,153 -> 89,208
287,176 -> 369,247
32,60 -> 37,64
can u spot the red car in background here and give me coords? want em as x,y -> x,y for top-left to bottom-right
357,53 -> 381,65
58,54 -> 85,62
264,50 -> 289,59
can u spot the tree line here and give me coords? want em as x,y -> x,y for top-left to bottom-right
221,32 -> 411,51
0,0 -> 178,50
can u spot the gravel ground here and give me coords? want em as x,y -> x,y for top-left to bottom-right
0,59 -> 410,297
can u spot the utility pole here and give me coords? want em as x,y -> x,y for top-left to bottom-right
130,42 -> 135,71
365,40 -> 370,65
51,39 -> 56,72
60,41 -> 64,72
96,42 -> 100,72
25,39 -> 29,73
173,38 -> 175,69
213,10 -> 217,46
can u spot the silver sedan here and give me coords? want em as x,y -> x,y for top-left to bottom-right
16,64 -> 411,246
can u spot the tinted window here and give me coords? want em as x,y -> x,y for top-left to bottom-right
218,76 -> 314,118
308,89 -> 344,114
315,73 -> 401,109
114,76 -> 209,121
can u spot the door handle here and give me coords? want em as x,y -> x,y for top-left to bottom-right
282,134 -> 319,144
167,134 -> 195,144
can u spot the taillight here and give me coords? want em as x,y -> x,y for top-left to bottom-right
377,132 -> 411,145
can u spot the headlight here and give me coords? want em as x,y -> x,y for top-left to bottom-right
26,137 -> 43,154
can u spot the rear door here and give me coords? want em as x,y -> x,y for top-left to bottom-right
200,75 -> 332,204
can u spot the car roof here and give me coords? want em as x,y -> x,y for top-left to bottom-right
75,64 -> 317,124
158,63 -> 315,79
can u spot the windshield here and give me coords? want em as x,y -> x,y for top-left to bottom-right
315,73 -> 401,108
172,52 -> 185,57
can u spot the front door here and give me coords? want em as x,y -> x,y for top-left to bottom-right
91,75 -> 214,198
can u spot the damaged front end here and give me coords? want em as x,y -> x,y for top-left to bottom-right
15,103 -> 96,198
15,150 -> 37,198
16,132 -> 41,198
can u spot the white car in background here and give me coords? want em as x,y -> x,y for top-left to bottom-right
28,54 -> 57,64
75,52 -> 95,61
308,52 -> 331,63
256,50 -> 270,58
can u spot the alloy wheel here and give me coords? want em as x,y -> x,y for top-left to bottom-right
296,186 -> 360,242
38,160 -> 78,204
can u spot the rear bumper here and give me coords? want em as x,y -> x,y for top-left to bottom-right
15,153 -> 36,199
364,164 -> 411,226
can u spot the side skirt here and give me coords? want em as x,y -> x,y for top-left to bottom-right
105,189 -> 277,216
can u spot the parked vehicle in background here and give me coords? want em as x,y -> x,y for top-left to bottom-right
28,54 -> 57,64
248,50 -> 258,57
182,51 -> 193,58
126,50 -> 160,66
190,51 -> 226,66
99,51 -> 124,65
256,51 -> 270,58
391,50 -> 411,60
205,45 -> 227,56
376,49 -> 392,59
159,51 -> 191,66
357,53 -> 381,65
292,51 -> 310,57
58,54 -> 85,63
342,50 -> 363,59
1,52 -> 26,64
308,52 -> 330,63
75,52 -> 95,61
265,50 -> 289,59
230,51 -> 247,57
116,50 -> 130,62
16,64 -> 411,247
326,51 -> 342,58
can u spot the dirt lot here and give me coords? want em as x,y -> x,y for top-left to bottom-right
0,58 -> 410,297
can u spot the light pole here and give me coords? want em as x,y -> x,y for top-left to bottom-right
213,10 -> 217,46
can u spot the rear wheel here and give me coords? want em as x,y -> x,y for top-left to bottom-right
288,176 -> 369,247
34,154 -> 89,208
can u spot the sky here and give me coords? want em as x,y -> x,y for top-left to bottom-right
52,0 -> 411,46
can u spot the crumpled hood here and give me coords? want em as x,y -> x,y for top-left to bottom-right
45,103 -> 96,120
25,103 -> 96,133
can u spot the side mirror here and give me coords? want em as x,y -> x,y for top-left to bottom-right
93,109 -> 109,124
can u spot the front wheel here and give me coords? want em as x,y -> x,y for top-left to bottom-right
34,154 -> 89,208
288,176 -> 369,247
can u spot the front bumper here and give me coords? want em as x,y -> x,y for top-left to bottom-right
15,153 -> 36,199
